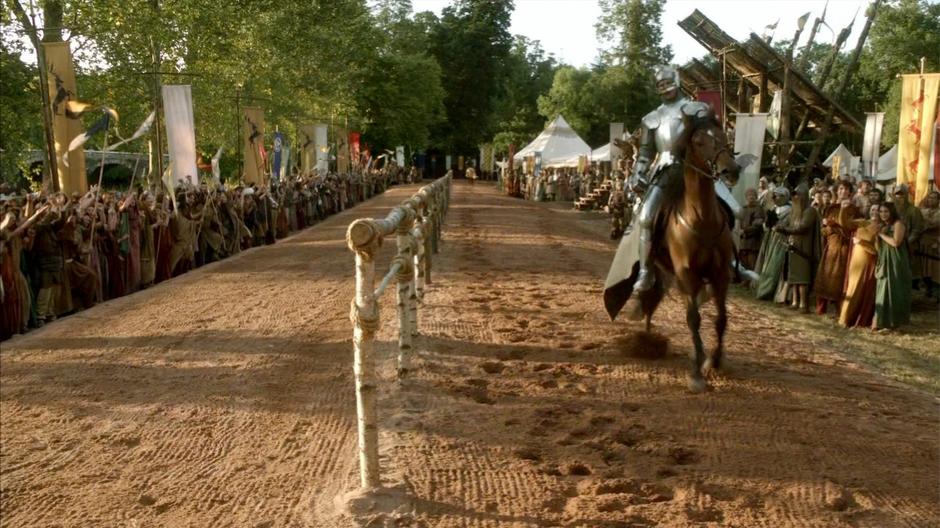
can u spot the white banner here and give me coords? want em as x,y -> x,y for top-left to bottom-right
395,146 -> 405,167
162,85 -> 198,187
314,123 -> 328,173
862,112 -> 884,181
766,90 -> 782,140
732,113 -> 768,204
609,122 -> 624,163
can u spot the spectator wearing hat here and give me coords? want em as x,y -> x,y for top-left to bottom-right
892,183 -> 924,288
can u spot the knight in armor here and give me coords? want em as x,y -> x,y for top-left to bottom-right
627,65 -> 758,292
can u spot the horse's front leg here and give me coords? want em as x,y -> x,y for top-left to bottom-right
704,282 -> 727,375
685,295 -> 707,393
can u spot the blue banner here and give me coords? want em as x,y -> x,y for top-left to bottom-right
272,131 -> 284,183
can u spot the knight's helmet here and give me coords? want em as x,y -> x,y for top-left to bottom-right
654,65 -> 681,96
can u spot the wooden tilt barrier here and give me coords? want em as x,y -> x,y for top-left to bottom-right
344,174 -> 452,490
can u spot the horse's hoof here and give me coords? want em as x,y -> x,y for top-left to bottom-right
702,357 -> 723,377
688,376 -> 707,393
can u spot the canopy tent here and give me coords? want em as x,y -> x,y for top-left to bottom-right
875,145 -> 898,182
514,115 -> 591,168
591,142 -> 611,162
822,143 -> 861,179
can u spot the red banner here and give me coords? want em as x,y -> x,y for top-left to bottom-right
696,90 -> 723,124
349,131 -> 360,168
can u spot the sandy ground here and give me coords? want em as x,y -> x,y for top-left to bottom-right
1,181 -> 938,528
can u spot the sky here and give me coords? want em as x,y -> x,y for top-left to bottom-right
412,0 -> 874,68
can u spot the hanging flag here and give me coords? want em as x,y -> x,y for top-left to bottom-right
163,85 -> 198,188
396,146 -> 405,167
242,107 -> 266,184
897,73 -> 940,204
63,106 -> 119,166
336,126 -> 349,173
106,111 -> 155,152
281,140 -> 291,181
299,124 -> 316,172
272,130 -> 284,183
349,132 -> 361,169
314,124 -> 329,173
211,145 -> 224,185
42,41 -> 87,194
731,113 -> 768,204
862,113 -> 885,180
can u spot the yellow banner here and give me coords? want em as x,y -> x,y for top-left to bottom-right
897,73 -> 940,205
42,42 -> 87,194
242,107 -> 266,185
299,124 -> 316,173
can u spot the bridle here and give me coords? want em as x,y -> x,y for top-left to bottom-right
687,127 -> 735,182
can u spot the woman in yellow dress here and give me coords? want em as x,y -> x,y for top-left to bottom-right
839,204 -> 881,327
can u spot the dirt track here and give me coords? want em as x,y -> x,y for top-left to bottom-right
1,181 -> 938,527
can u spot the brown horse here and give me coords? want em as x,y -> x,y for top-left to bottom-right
642,112 -> 740,393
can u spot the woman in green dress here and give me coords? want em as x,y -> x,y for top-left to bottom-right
873,203 -> 912,330
755,187 -> 792,301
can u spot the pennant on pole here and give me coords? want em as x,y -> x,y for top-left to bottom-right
796,12 -> 811,31
63,106 -> 119,165
106,111 -> 155,152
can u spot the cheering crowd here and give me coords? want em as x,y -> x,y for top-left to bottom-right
743,178 -> 938,330
0,168 -> 404,341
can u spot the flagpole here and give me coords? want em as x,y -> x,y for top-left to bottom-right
86,121 -> 111,276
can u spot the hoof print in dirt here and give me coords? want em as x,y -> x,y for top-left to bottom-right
453,385 -> 495,405
513,446 -> 542,462
616,332 -> 669,359
478,361 -> 505,374
666,445 -> 699,465
564,462 -> 592,476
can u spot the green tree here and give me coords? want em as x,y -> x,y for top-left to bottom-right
490,36 -> 559,154
429,0 -> 514,154
0,38 -> 42,186
359,0 -> 445,152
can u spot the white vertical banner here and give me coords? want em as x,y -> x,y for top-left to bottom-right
609,122 -> 624,165
862,112 -> 884,181
732,113 -> 768,204
395,146 -> 405,167
162,85 -> 198,186
766,90 -> 782,139
314,123 -> 329,173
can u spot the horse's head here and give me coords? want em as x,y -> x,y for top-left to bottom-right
683,110 -> 739,187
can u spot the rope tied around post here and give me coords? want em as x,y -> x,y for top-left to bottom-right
349,298 -> 380,336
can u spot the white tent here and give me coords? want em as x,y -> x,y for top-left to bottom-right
875,144 -> 898,182
591,142 -> 611,162
514,115 -> 591,168
822,143 -> 861,179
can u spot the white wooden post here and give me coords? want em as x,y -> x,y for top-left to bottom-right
395,207 -> 415,372
346,220 -> 381,490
